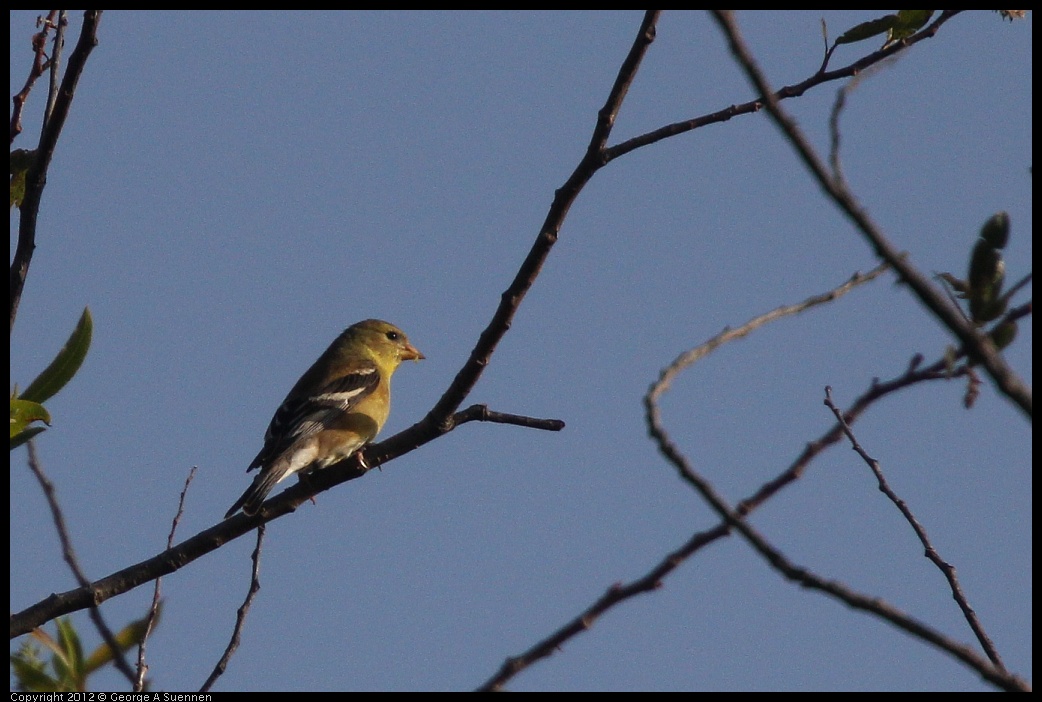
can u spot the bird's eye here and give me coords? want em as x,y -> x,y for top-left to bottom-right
386,331 -> 399,341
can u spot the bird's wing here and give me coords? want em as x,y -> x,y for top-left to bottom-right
247,361 -> 380,471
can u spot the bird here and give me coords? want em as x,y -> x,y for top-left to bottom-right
225,319 -> 424,518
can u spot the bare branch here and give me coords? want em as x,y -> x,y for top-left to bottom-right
9,11 -> 59,143
477,527 -> 722,691
708,10 -> 1031,420
645,363 -> 1026,689
482,314 -> 1025,690
823,388 -> 1008,671
135,467 -> 197,691
44,11 -> 68,129
416,11 -> 662,434
605,11 -> 963,164
452,404 -> 566,432
201,525 -> 266,693
482,265 -> 885,689
26,440 -> 138,687
11,10 -> 103,337
649,263 -> 888,403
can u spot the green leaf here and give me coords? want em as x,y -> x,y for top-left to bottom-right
53,617 -> 85,691
980,211 -> 1010,249
968,239 -> 1003,292
10,641 -> 60,692
84,603 -> 162,673
990,321 -> 1018,350
967,246 -> 1006,324
10,425 -> 48,450
21,307 -> 93,404
17,621 -> 89,692
10,148 -> 34,209
9,148 -> 35,173
835,15 -> 897,45
10,398 -> 51,436
887,11 -> 935,44
11,398 -> 50,450
10,169 -> 27,208
969,292 -> 1007,324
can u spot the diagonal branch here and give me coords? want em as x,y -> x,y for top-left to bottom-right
26,440 -> 138,686
201,524 -> 265,693
8,403 -> 566,639
479,264 -> 887,690
823,388 -> 1007,672
417,10 -> 662,433
645,350 -> 1027,691
482,268 -> 1028,692
134,466 -> 197,691
708,10 -> 1031,420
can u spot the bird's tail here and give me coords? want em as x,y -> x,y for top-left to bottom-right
224,467 -> 287,519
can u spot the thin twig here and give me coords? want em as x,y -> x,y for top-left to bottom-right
649,263 -> 889,402
44,11 -> 68,129
135,467 -> 198,691
823,388 -> 1007,671
201,525 -> 266,693
10,11 -> 59,143
478,525 -> 723,691
1000,273 -> 1032,308
452,404 -> 565,432
828,78 -> 852,185
26,440 -> 138,687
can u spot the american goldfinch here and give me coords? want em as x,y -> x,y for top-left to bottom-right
225,319 -> 424,518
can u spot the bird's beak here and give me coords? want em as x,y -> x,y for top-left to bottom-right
403,343 -> 425,362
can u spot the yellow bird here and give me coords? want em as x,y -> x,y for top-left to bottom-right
225,319 -> 424,518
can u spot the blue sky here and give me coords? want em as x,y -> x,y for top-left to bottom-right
10,11 -> 1031,692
